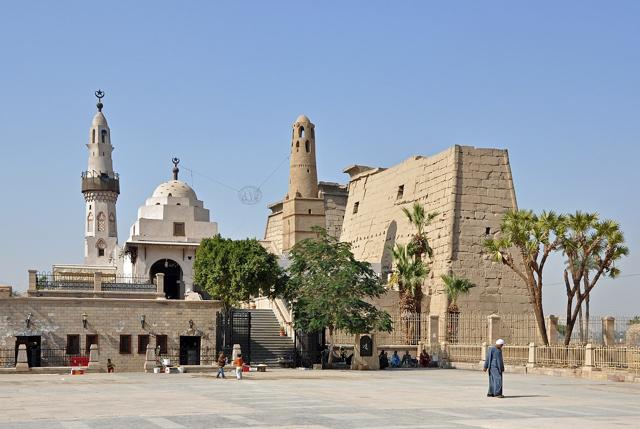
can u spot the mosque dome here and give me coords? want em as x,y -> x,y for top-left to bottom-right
152,180 -> 198,204
295,114 -> 311,123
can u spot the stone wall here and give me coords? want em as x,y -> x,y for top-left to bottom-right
0,297 -> 221,372
339,145 -> 531,317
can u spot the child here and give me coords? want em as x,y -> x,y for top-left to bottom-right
107,358 -> 115,373
233,354 -> 243,380
216,352 -> 227,379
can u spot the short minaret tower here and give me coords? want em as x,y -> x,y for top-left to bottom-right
282,115 -> 326,251
82,90 -> 120,265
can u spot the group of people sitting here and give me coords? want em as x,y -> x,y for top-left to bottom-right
379,349 -> 432,369
320,346 -> 354,369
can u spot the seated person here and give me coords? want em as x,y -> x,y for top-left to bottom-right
390,350 -> 401,368
401,350 -> 414,368
379,350 -> 389,370
419,349 -> 431,368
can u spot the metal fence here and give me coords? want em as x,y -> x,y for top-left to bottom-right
331,313 -> 429,346
101,276 -> 155,292
535,345 -> 585,368
594,346 -> 640,373
502,345 -> 529,365
36,272 -> 94,290
440,313 -> 487,344
445,344 -> 481,363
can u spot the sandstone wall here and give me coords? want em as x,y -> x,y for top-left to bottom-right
339,146 -> 531,317
0,297 -> 221,371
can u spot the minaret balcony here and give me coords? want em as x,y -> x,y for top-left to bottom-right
81,171 -> 120,193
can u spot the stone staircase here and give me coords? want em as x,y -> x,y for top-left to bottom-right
248,309 -> 294,365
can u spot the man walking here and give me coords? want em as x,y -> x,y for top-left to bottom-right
483,339 -> 505,398
216,352 -> 227,379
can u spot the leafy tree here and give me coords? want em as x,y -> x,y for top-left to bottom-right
402,202 -> 438,258
391,244 -> 427,314
628,316 -> 640,326
193,235 -> 285,311
558,212 -> 628,345
287,227 -> 392,361
484,209 -> 564,345
441,274 -> 475,312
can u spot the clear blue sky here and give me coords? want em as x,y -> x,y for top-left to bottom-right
1,1 -> 638,315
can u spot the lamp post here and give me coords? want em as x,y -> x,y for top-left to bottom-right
25,313 -> 32,329
82,312 -> 88,329
140,314 -> 146,329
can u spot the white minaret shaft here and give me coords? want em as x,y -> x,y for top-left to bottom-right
82,90 -> 120,266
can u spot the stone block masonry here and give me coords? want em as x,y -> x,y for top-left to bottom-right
339,145 -> 531,317
0,297 -> 221,372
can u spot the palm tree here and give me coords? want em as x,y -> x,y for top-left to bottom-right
391,244 -> 427,314
441,274 -> 475,313
441,274 -> 475,344
402,202 -> 438,259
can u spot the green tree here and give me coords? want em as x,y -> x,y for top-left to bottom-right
287,227 -> 392,361
558,212 -> 628,345
193,235 -> 285,311
440,274 -> 475,312
484,209 -> 564,345
402,202 -> 438,258
391,244 -> 428,314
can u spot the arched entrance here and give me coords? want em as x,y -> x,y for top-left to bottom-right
150,259 -> 183,299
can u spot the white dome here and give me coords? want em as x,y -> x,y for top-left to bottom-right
92,111 -> 108,126
295,114 -> 311,123
152,180 -> 198,203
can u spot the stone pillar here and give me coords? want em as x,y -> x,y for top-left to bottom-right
93,272 -> 102,292
15,344 -> 29,371
88,343 -> 101,370
480,342 -> 487,365
584,343 -> 594,368
546,315 -> 559,345
352,334 -> 378,370
28,270 -> 37,292
156,273 -> 165,298
602,316 -> 615,346
428,314 -> 440,346
144,343 -> 157,372
527,342 -> 536,368
232,344 -> 242,362
487,314 -> 501,345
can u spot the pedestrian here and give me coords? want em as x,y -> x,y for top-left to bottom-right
233,353 -> 244,380
483,339 -> 505,398
107,358 -> 115,373
216,352 -> 227,379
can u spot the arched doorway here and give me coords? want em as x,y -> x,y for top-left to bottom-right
150,259 -> 183,299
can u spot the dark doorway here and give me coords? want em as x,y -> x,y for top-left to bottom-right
150,259 -> 183,299
15,336 -> 41,367
179,336 -> 201,365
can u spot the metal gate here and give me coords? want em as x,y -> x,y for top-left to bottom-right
294,330 -> 325,368
216,310 -> 252,363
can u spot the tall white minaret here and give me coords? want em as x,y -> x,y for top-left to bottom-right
82,90 -> 120,266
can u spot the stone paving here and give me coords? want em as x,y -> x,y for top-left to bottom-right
0,369 -> 639,428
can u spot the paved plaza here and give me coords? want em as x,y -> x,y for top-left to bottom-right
0,369 -> 639,428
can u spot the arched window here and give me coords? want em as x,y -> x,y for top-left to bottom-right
97,212 -> 106,232
299,126 -> 305,138
305,141 -> 310,153
296,141 -> 299,152
96,239 -> 106,257
92,129 -> 95,143
87,212 -> 94,232
108,213 -> 116,237
101,129 -> 107,143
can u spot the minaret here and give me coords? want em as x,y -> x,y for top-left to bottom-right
81,90 -> 120,265
282,114 -> 325,251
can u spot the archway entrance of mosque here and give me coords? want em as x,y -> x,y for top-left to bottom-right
150,259 -> 183,299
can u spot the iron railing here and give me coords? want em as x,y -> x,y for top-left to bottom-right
36,272 -> 94,290
39,349 -> 89,367
101,276 -> 155,292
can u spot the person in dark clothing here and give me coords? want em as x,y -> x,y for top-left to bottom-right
379,350 -> 389,369
483,339 -> 505,398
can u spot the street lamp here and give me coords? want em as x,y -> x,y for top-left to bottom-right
140,314 -> 146,329
82,312 -> 88,329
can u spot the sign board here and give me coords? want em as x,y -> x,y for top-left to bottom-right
359,335 -> 373,357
